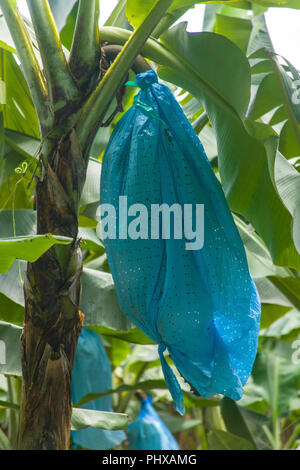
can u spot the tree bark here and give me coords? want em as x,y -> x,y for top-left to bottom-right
17,130 -> 86,450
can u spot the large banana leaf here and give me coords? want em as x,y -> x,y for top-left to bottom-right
0,48 -> 39,137
251,347 -> 300,450
71,408 -> 128,431
220,397 -> 271,449
207,429 -> 255,450
0,234 -> 72,273
158,23 -> 300,271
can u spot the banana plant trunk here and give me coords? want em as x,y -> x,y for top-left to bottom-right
17,130 -> 86,450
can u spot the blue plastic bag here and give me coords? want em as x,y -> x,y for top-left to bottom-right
71,328 -> 126,450
128,396 -> 179,450
100,70 -> 261,415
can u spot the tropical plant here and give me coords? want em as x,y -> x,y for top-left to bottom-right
0,0 -> 300,451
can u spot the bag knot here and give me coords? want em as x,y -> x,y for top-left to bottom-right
126,70 -> 158,90
136,70 -> 158,88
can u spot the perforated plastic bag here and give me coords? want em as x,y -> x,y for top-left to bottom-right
71,328 -> 126,450
100,70 -> 261,415
128,396 -> 179,450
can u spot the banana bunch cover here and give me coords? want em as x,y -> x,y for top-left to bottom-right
71,328 -> 125,449
128,396 -> 179,450
100,70 -> 261,414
